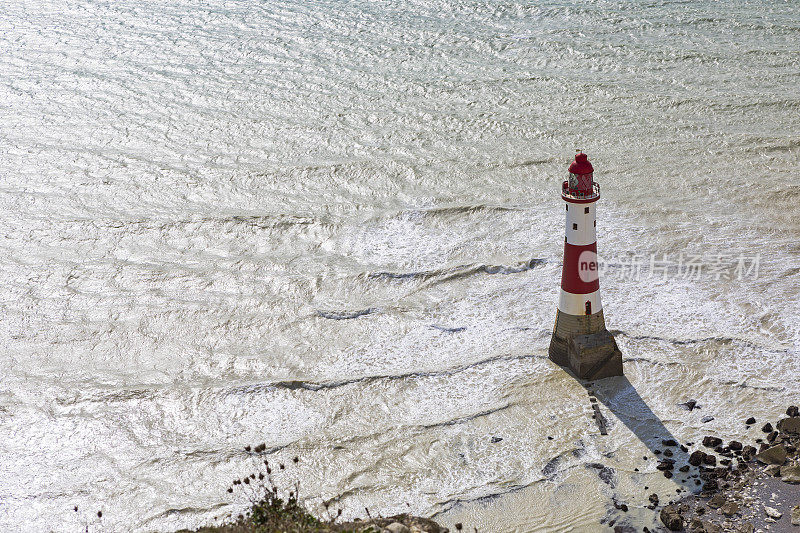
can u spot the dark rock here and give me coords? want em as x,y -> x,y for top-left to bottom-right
762,422 -> 773,433
490,436 -> 503,443
679,465 -> 690,472
663,470 -> 673,478
787,405 -> 799,417
680,445 -> 688,452
720,459 -> 731,466
767,431 -> 778,443
702,436 -> 722,448
664,449 -> 673,457
729,440 -> 743,451
702,454 -> 716,466
702,479 -> 718,491
701,416 -> 715,423
659,505 -> 684,531
679,399 -> 699,411
689,450 -> 705,466
742,445 -> 756,457
662,439 -> 678,447
649,493 -> 659,505
746,417 -> 756,425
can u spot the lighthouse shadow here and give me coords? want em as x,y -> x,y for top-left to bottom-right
576,374 -> 703,494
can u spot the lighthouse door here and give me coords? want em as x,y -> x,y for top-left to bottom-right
585,301 -> 592,315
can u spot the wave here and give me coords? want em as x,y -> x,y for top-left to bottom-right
364,258 -> 546,285
314,308 -> 379,320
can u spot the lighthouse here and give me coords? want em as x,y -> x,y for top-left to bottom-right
548,151 -> 623,380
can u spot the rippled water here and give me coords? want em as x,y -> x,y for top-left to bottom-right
1,0 -> 799,531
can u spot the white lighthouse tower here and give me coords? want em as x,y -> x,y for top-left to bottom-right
549,152 -> 622,380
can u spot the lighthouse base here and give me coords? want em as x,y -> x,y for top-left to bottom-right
549,309 -> 623,380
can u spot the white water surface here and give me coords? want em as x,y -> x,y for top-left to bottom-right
1,1 -> 799,531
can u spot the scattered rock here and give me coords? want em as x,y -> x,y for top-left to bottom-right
761,422 -> 773,433
649,493 -> 659,506
778,417 -> 800,434
701,416 -> 715,423
663,439 -> 678,447
702,437 -> 722,448
708,494 -> 726,509
737,523 -> 754,533
792,504 -> 800,526
657,459 -> 676,470
787,405 -> 799,417
765,464 -> 781,477
386,523 -> 411,533
702,454 -> 717,466
780,463 -> 800,483
720,501 -> 739,516
764,506 -> 782,519
729,440 -> 743,451
490,437 -> 502,443
689,450 -> 706,466
679,399 -> 699,411
755,444 -> 787,466
746,417 -> 756,425
660,505 -> 685,531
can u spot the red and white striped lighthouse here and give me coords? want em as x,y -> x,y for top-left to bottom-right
549,151 -> 622,380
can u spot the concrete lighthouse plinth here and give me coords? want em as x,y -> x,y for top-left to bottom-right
548,152 -> 622,380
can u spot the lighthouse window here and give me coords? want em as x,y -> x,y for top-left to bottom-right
565,205 -> 568,211
594,220 -> 596,227
572,223 -> 578,230
584,207 -> 590,214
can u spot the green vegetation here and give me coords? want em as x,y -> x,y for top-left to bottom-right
178,447 -> 449,533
